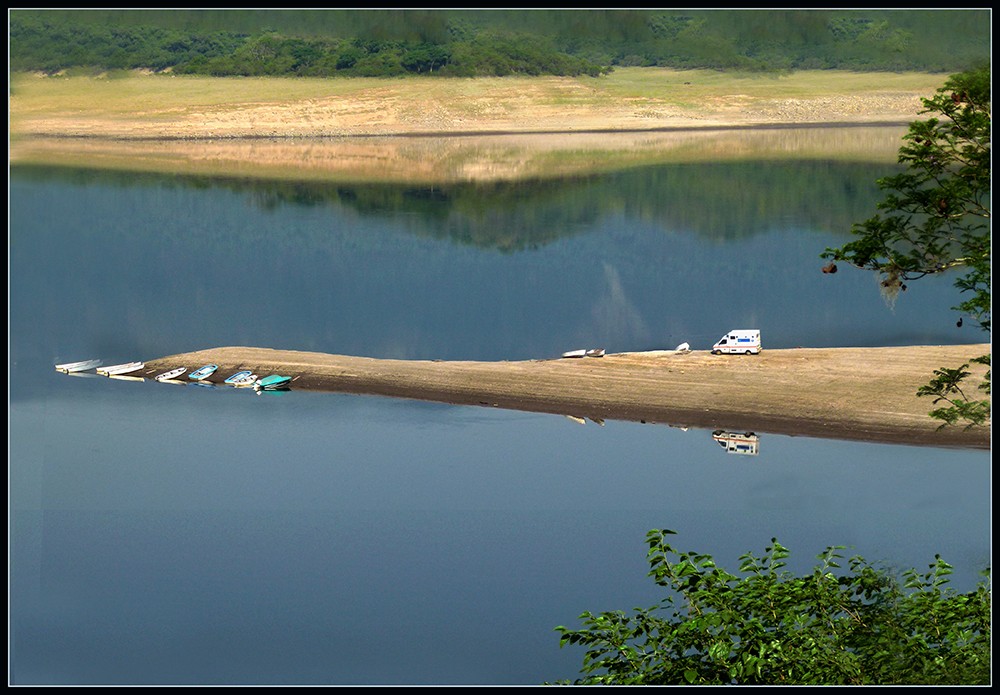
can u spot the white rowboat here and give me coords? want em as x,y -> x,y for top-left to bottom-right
55,359 -> 102,373
155,367 -> 188,381
97,361 -> 144,376
562,348 -> 605,358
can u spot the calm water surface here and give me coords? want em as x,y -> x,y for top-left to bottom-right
9,152 -> 990,685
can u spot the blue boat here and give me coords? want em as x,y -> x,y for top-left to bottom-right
188,364 -> 218,381
254,374 -> 292,391
224,370 -> 254,385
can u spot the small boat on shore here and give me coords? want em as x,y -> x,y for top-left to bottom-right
254,374 -> 292,391
55,359 -> 102,373
188,364 -> 218,381
155,367 -> 187,381
97,361 -> 144,376
562,348 -> 605,358
229,374 -> 259,388
224,370 -> 254,385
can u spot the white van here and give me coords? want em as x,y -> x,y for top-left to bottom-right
712,329 -> 761,355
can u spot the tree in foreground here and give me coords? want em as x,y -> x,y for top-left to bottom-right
821,65 -> 990,429
552,529 -> 990,685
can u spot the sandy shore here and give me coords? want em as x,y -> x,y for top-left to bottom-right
132,344 -> 991,450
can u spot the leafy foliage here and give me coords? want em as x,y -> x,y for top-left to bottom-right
9,14 -> 606,78
553,529 -> 991,685
822,66 -> 991,428
9,9 -> 990,77
916,356 -> 992,429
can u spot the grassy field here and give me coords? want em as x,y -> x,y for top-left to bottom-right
591,67 -> 947,99
10,70 -> 402,116
9,67 -> 948,129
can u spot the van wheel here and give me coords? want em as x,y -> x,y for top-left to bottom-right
745,350 -> 753,355
711,350 -> 720,355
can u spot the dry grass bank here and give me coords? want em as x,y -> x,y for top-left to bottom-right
9,67 -> 946,139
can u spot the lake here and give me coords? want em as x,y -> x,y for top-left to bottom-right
8,136 -> 990,685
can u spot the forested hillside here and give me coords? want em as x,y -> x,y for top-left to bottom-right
9,9 -> 990,77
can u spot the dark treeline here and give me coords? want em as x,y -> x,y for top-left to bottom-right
9,9 -> 990,77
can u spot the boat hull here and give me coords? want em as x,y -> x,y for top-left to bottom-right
254,375 -> 292,391
155,367 -> 187,381
55,359 -> 102,373
562,349 -> 605,358
224,370 -> 254,384
188,364 -> 219,381
97,362 -> 144,376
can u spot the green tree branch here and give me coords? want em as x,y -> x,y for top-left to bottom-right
821,65 -> 990,428
552,530 -> 991,685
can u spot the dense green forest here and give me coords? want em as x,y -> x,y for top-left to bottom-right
8,9 -> 990,77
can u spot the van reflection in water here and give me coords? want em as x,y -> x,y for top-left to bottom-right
712,430 -> 760,455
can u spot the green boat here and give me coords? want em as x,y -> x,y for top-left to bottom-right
254,374 -> 292,391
